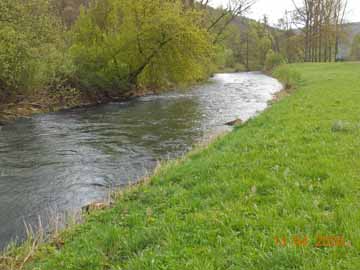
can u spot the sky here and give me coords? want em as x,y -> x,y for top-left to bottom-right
210,0 -> 360,25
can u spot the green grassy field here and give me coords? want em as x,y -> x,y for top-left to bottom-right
14,63 -> 360,269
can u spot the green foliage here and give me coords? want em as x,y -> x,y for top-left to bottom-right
283,34 -> 304,63
272,64 -> 302,89
233,63 -> 246,72
0,0 -> 67,101
219,17 -> 305,72
264,50 -> 286,71
215,46 -> 235,70
70,0 -> 214,93
215,45 -> 246,73
216,24 -> 247,71
0,25 -> 29,97
0,0 -> 216,102
350,35 -> 360,61
220,20 -> 277,71
242,21 -> 274,70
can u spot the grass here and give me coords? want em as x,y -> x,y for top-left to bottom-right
4,63 -> 360,269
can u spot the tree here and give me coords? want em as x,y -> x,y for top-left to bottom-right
275,11 -> 304,63
70,0 -> 214,93
264,50 -> 286,71
219,16 -> 281,71
0,0 -> 66,101
350,35 -> 360,60
205,0 -> 257,44
244,20 -> 274,70
292,0 -> 348,62
51,0 -> 90,27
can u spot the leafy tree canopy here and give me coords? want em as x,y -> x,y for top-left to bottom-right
70,0 -> 215,93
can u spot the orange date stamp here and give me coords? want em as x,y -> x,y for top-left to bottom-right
274,235 -> 350,248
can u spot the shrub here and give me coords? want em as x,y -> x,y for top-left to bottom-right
0,0 -> 68,100
264,50 -> 286,72
233,63 -> 246,72
0,26 -> 30,97
272,65 -> 302,89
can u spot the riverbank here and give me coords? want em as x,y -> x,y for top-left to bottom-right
0,70 -> 264,126
0,87 -> 159,126
3,63 -> 360,269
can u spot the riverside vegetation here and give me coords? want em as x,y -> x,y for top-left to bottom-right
1,0 -> 359,269
0,0 -> 270,123
0,0 -> 326,124
3,62 -> 360,269
0,0 -> 215,123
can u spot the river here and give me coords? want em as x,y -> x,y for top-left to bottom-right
0,72 -> 282,250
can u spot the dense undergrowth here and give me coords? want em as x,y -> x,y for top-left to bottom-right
3,62 -> 360,269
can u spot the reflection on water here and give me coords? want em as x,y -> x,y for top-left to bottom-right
0,72 -> 282,249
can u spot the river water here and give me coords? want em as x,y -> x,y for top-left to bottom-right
0,72 -> 282,250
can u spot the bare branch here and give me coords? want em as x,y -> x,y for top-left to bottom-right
207,0 -> 257,43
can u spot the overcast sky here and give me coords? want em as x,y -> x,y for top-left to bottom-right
210,0 -> 360,25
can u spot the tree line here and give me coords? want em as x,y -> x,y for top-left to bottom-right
292,0 -> 348,62
0,0 -> 352,106
0,0 -> 256,104
217,0 -> 349,72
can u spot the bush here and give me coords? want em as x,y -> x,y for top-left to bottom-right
272,65 -> 302,89
70,43 -> 129,93
264,50 -> 286,71
0,0 -> 68,100
0,26 -> 29,96
233,63 -> 246,72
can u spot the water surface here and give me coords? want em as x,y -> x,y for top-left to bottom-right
0,73 -> 282,250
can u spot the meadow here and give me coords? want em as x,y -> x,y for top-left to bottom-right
4,63 -> 360,269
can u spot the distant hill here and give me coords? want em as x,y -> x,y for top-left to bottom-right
338,22 -> 360,59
